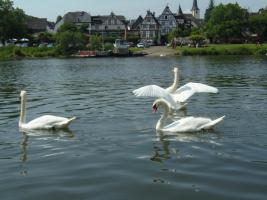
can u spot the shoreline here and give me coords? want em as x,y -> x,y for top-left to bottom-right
1,44 -> 267,60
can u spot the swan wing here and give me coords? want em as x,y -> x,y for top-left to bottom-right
133,85 -> 179,108
199,116 -> 225,130
162,117 -> 216,133
173,82 -> 218,102
24,115 -> 75,130
133,85 -> 169,98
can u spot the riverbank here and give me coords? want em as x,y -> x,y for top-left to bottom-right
1,44 -> 267,60
134,46 -> 178,57
0,46 -> 57,60
132,44 -> 267,57
177,44 -> 267,56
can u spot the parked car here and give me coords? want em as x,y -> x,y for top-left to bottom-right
38,43 -> 47,48
47,43 -> 54,48
137,43 -> 145,48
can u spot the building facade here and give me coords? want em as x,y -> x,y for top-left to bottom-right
91,12 -> 127,36
158,6 -> 177,36
54,11 -> 91,33
140,10 -> 160,43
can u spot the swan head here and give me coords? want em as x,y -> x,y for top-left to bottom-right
20,90 -> 27,98
173,67 -> 178,73
152,99 -> 163,113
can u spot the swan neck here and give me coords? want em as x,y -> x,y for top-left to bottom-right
156,100 -> 169,131
19,95 -> 26,125
169,70 -> 179,93
173,70 -> 179,89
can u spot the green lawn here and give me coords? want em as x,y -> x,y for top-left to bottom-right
176,43 -> 267,56
0,46 -> 58,60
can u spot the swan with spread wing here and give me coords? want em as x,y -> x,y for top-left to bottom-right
133,67 -> 218,111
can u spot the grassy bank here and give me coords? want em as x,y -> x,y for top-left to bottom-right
176,44 -> 267,56
0,46 -> 58,60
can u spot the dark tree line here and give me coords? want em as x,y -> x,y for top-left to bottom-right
0,0 -> 27,44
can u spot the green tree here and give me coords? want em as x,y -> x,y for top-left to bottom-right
205,3 -> 248,43
37,32 -> 55,43
56,15 -> 62,24
58,22 -> 78,33
204,0 -> 215,22
249,11 -> 267,41
89,35 -> 101,50
167,26 -> 191,42
0,0 -> 27,44
79,24 -> 89,34
56,31 -> 86,54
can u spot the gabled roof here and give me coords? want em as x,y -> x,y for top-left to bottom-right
63,11 -> 91,23
47,21 -> 55,29
131,15 -> 143,29
91,13 -> 127,25
143,10 -> 160,25
178,5 -> 183,16
26,16 -> 47,31
159,5 -> 176,19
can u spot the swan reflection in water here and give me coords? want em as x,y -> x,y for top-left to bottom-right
19,129 -> 75,175
151,130 -> 222,163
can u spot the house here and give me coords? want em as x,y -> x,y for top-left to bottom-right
158,5 -> 177,36
176,5 -> 192,29
129,15 -> 143,37
91,12 -> 127,37
26,16 -> 51,34
54,11 -> 91,33
157,0 -> 203,37
175,2 -> 203,29
140,10 -> 161,44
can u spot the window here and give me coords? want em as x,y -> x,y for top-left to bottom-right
165,15 -> 168,20
146,31 -> 150,38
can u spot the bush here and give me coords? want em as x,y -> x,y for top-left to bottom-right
13,48 -> 25,57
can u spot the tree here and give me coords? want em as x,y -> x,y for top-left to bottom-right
58,22 -> 78,33
204,3 -> 248,43
89,35 -> 101,50
36,32 -> 55,43
56,15 -> 62,24
56,30 -> 86,54
167,26 -> 191,42
0,0 -> 27,44
204,0 -> 215,22
249,11 -> 267,41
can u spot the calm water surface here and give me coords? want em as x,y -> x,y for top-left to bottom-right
0,56 -> 267,200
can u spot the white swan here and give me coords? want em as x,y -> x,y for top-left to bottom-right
133,82 -> 218,112
152,99 -> 225,133
19,90 -> 76,131
165,67 -> 179,93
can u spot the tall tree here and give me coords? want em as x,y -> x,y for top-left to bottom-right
205,3 -> 248,43
0,0 -> 27,44
204,0 -> 215,22
249,11 -> 267,41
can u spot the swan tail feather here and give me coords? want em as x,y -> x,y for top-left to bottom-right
55,117 -> 76,129
201,116 -> 225,130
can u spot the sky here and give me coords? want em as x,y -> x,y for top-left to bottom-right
13,0 -> 267,22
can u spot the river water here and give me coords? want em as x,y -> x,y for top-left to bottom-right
0,56 -> 267,200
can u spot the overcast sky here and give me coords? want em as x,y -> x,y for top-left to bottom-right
13,0 -> 267,21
